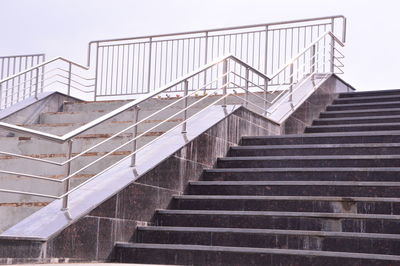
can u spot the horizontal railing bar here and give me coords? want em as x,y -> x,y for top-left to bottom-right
0,57 -> 89,84
0,188 -> 59,199
0,170 -> 63,183
0,54 -> 45,59
89,15 -> 345,45
0,151 -> 63,166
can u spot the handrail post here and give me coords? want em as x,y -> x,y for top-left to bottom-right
94,42 -> 99,101
147,37 -> 153,92
203,32 -> 209,94
264,77 -> 268,114
289,63 -> 294,104
182,80 -> 189,133
222,59 -> 228,107
130,106 -> 140,167
311,44 -> 316,74
330,18 -> 335,73
34,68 -> 39,100
62,139 -> 73,211
244,68 -> 249,107
67,62 -> 72,96
0,83 -> 2,110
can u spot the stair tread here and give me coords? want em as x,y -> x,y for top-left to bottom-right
219,154 -> 400,160
189,180 -> 400,186
339,89 -> 400,97
116,242 -> 400,261
157,209 -> 400,220
205,167 -> 400,172
137,226 -> 400,240
334,94 -> 400,102
315,114 -> 400,121
242,130 -> 400,139
328,100 -> 400,108
231,143 -> 400,150
321,107 -> 400,115
173,195 -> 400,203
308,122 -> 400,129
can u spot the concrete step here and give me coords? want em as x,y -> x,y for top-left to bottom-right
202,168 -> 400,182
319,108 -> 400,119
216,155 -> 400,168
338,89 -> 400,98
333,94 -> 400,105
40,107 -> 198,125
115,242 -> 400,265
136,226 -> 400,255
19,119 -> 175,136
305,123 -> 400,133
155,209 -> 400,234
228,143 -> 400,157
313,115 -> 400,126
326,101 -> 400,111
0,152 -> 128,180
171,195 -> 400,215
0,134 -> 134,155
240,131 -> 400,146
188,181 -> 400,197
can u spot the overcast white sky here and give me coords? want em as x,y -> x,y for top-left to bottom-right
1,0 -> 399,91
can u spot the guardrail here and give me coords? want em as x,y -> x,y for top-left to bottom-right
0,31 -> 344,214
0,54 -> 45,80
0,57 -> 95,110
88,15 -> 346,99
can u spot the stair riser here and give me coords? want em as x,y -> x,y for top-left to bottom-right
155,213 -> 400,234
320,110 -> 400,119
333,97 -> 400,105
228,147 -> 400,157
202,170 -> 400,182
327,103 -> 400,111
188,184 -> 400,198
240,135 -> 400,146
217,158 -> 400,168
171,198 -> 400,215
137,229 -> 400,255
305,125 -> 400,133
313,117 -> 400,126
115,246 -> 394,266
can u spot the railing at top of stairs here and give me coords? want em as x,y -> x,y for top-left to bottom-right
0,30 -> 345,216
0,15 -> 346,110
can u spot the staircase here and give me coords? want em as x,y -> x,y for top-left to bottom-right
114,89 -> 400,265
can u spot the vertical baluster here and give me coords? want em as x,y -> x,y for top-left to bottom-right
130,106 -> 140,167
182,80 -> 189,133
62,139 -> 73,212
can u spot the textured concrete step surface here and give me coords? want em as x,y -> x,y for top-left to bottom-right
171,195 -> 400,214
313,115 -> 400,125
319,107 -> 400,118
216,154 -> 400,168
333,94 -> 400,104
305,122 -> 400,133
155,210 -> 400,234
202,167 -> 400,181
338,89 -> 400,98
240,131 -> 400,145
228,143 -> 400,156
115,242 -> 400,265
326,101 -> 400,111
136,226 -> 400,255
187,180 -> 400,197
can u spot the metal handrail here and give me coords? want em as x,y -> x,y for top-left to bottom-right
0,57 -> 89,84
0,54 -> 269,143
